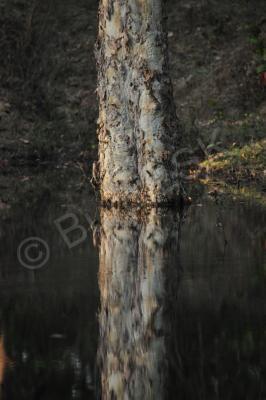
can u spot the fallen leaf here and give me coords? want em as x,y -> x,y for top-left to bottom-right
50,333 -> 66,339
20,176 -> 30,182
19,138 -> 30,144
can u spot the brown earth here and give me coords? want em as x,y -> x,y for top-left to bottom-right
0,0 -> 265,210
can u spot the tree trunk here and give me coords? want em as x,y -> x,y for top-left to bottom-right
95,0 -> 181,206
97,208 -> 181,399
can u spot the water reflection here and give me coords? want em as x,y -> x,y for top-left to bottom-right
0,177 -> 265,398
97,208 -> 181,399
0,335 -> 12,388
97,202 -> 266,399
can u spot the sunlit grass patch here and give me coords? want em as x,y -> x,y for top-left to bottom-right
200,139 -> 266,183
197,140 -> 266,206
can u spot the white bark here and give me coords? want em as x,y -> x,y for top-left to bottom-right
97,208 -> 180,399
95,0 -> 181,205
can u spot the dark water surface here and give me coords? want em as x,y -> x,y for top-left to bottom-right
0,170 -> 265,399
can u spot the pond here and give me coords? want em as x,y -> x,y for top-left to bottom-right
0,168 -> 265,399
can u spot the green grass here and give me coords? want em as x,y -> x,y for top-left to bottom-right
198,139 -> 266,206
200,139 -> 266,183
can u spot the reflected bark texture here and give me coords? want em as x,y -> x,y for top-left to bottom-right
97,208 -> 181,400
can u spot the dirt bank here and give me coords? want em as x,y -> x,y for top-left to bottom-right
0,0 -> 265,211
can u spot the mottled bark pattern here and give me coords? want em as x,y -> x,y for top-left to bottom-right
96,0 -> 180,205
97,209 -> 180,399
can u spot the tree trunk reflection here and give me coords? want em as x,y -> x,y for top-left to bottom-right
97,208 -> 181,400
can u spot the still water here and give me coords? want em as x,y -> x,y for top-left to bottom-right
0,169 -> 265,399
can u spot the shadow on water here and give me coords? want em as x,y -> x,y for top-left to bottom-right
0,171 -> 265,399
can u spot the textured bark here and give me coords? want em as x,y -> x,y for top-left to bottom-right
97,208 -> 180,399
95,0 -> 181,205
